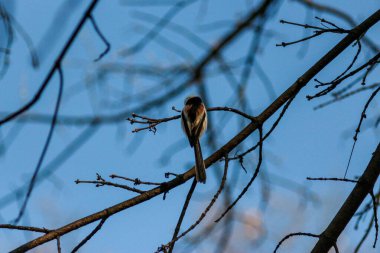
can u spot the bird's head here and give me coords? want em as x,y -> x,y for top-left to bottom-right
184,96 -> 203,105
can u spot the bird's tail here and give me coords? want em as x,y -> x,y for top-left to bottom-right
193,139 -> 206,183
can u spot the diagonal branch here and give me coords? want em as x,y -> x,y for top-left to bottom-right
311,143 -> 380,252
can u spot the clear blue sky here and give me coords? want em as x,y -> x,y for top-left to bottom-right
0,0 -> 379,252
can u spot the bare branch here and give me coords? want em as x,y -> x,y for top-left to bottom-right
215,126 -> 263,223
274,232 -> 320,253
12,66 -> 64,224
166,179 -> 197,253
311,143 -> 380,252
161,157 -> 229,250
0,224 -> 50,233
71,217 -> 108,253
109,174 -> 161,186
75,173 -> 145,194
345,86 -> 380,177
89,15 -> 111,62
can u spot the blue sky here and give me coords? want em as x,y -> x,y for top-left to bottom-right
0,0 -> 379,252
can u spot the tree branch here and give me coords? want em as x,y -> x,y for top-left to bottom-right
311,143 -> 380,252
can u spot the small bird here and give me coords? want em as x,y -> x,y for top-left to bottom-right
181,96 -> 208,183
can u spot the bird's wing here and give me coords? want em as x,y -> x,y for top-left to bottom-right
182,110 -> 194,147
193,111 -> 206,140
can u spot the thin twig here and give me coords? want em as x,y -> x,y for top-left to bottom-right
314,83 -> 380,110
295,0 -> 379,52
354,213 -> 375,252
128,106 -> 256,133
369,191 -> 379,248
345,86 -> 380,178
109,174 -> 161,186
57,237 -> 62,253
75,173 -> 145,194
307,52 -> 380,100
0,224 -> 50,233
89,15 -> 111,62
276,17 -> 348,47
306,177 -> 358,183
71,217 -> 108,253
12,66 -> 64,224
233,96 -> 295,159
208,107 -> 256,121
163,157 -> 229,249
215,125 -> 263,223
314,39 -> 362,88
167,179 -> 197,253
274,232 -> 320,253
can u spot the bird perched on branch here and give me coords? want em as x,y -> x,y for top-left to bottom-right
181,96 -> 208,183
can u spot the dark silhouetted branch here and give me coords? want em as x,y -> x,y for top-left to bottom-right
345,86 -> 380,178
0,224 -> 50,233
56,237 -> 61,253
369,191 -> 379,248
311,143 -> 380,253
75,173 -> 145,194
109,174 -> 161,186
167,179 -> 197,253
276,17 -> 348,47
128,107 -> 257,133
307,52 -> 380,100
12,66 -> 64,224
71,217 -> 108,253
295,0 -> 379,52
354,212 -> 375,253
314,83 -> 380,110
215,126 -> 263,223
306,177 -> 358,183
161,157 -> 229,251
233,95 -> 295,160
89,15 -> 111,62
274,232 -> 320,253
